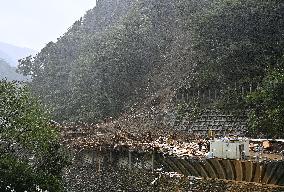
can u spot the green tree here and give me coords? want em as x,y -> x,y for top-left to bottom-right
246,69 -> 284,138
191,0 -> 284,87
0,80 -> 68,191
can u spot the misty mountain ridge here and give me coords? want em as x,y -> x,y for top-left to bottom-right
0,41 -> 37,67
0,59 -> 28,81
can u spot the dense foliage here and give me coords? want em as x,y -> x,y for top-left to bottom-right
0,80 -> 68,191
191,0 -> 284,87
190,0 -> 284,137
18,0 -> 284,136
246,70 -> 284,137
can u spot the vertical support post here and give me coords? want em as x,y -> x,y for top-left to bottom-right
109,149 -> 112,163
208,89 -> 211,101
259,164 -> 263,183
128,150 -> 132,170
249,83 -> 252,93
241,86 -> 244,97
214,89 -> 217,100
98,158 -> 101,172
152,151 -> 155,172
98,147 -> 102,172
92,149 -> 96,164
186,92 -> 189,103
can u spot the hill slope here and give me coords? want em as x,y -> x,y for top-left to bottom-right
18,0 -> 284,136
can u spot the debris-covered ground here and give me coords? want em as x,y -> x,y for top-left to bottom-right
60,123 -> 284,191
60,122 -> 209,158
63,164 -> 284,192
60,122 -> 284,160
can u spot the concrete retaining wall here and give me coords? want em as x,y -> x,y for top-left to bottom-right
76,148 -> 284,186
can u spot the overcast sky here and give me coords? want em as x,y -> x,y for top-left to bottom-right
0,0 -> 96,50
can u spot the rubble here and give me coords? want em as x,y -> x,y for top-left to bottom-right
60,123 -> 210,158
59,123 -> 284,161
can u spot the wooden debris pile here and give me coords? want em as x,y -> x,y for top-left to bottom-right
59,123 -> 209,158
151,136 -> 209,158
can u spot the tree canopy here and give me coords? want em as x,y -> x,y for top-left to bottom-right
0,80 -> 68,191
246,69 -> 284,137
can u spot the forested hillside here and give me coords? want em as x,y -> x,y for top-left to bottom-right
18,0 -> 284,136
